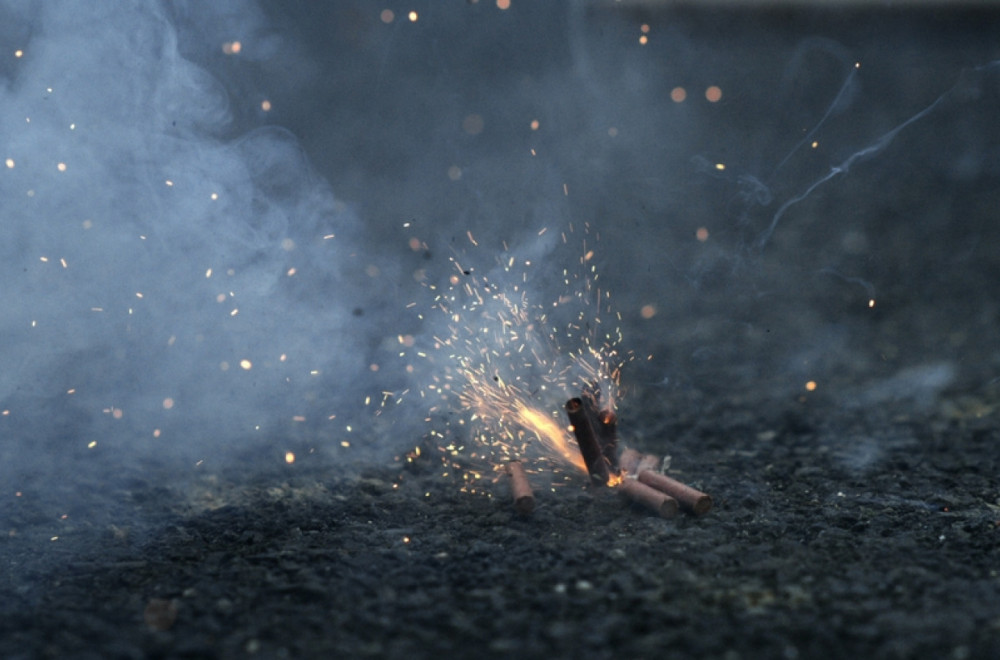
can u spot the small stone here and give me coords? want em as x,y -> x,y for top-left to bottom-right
143,598 -> 178,632
357,478 -> 390,495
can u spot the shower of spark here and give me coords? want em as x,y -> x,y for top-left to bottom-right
405,224 -> 633,491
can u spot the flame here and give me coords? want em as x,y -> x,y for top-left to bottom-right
514,405 -> 586,473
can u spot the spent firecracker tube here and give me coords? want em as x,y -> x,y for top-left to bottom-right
505,460 -> 535,514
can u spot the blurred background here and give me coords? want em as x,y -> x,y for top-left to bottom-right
249,1 -> 1000,410
2,0 -> 999,489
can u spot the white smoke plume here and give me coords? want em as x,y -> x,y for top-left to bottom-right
0,2 -> 383,479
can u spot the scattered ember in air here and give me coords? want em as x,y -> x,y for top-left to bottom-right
406,223 -> 632,490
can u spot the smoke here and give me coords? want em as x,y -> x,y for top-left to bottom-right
3,1 -> 998,494
0,1 -> 382,481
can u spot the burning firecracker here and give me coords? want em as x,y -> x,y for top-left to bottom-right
501,389 -> 712,519
400,224 -> 712,519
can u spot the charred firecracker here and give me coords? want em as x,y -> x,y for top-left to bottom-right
503,388 -> 713,519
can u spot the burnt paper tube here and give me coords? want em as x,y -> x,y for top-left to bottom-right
637,470 -> 713,516
565,397 -> 610,485
619,478 -> 679,519
505,460 -> 535,514
596,409 -> 620,473
582,381 -> 601,415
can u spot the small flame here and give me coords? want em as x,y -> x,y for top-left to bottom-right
514,405 -> 586,473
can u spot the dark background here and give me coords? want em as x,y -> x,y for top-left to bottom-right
240,0 -> 1000,397
3,2 -> 1000,658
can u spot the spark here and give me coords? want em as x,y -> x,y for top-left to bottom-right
408,230 -> 632,489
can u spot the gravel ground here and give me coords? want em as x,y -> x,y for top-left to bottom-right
4,375 -> 1000,659
4,2 -> 1000,659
